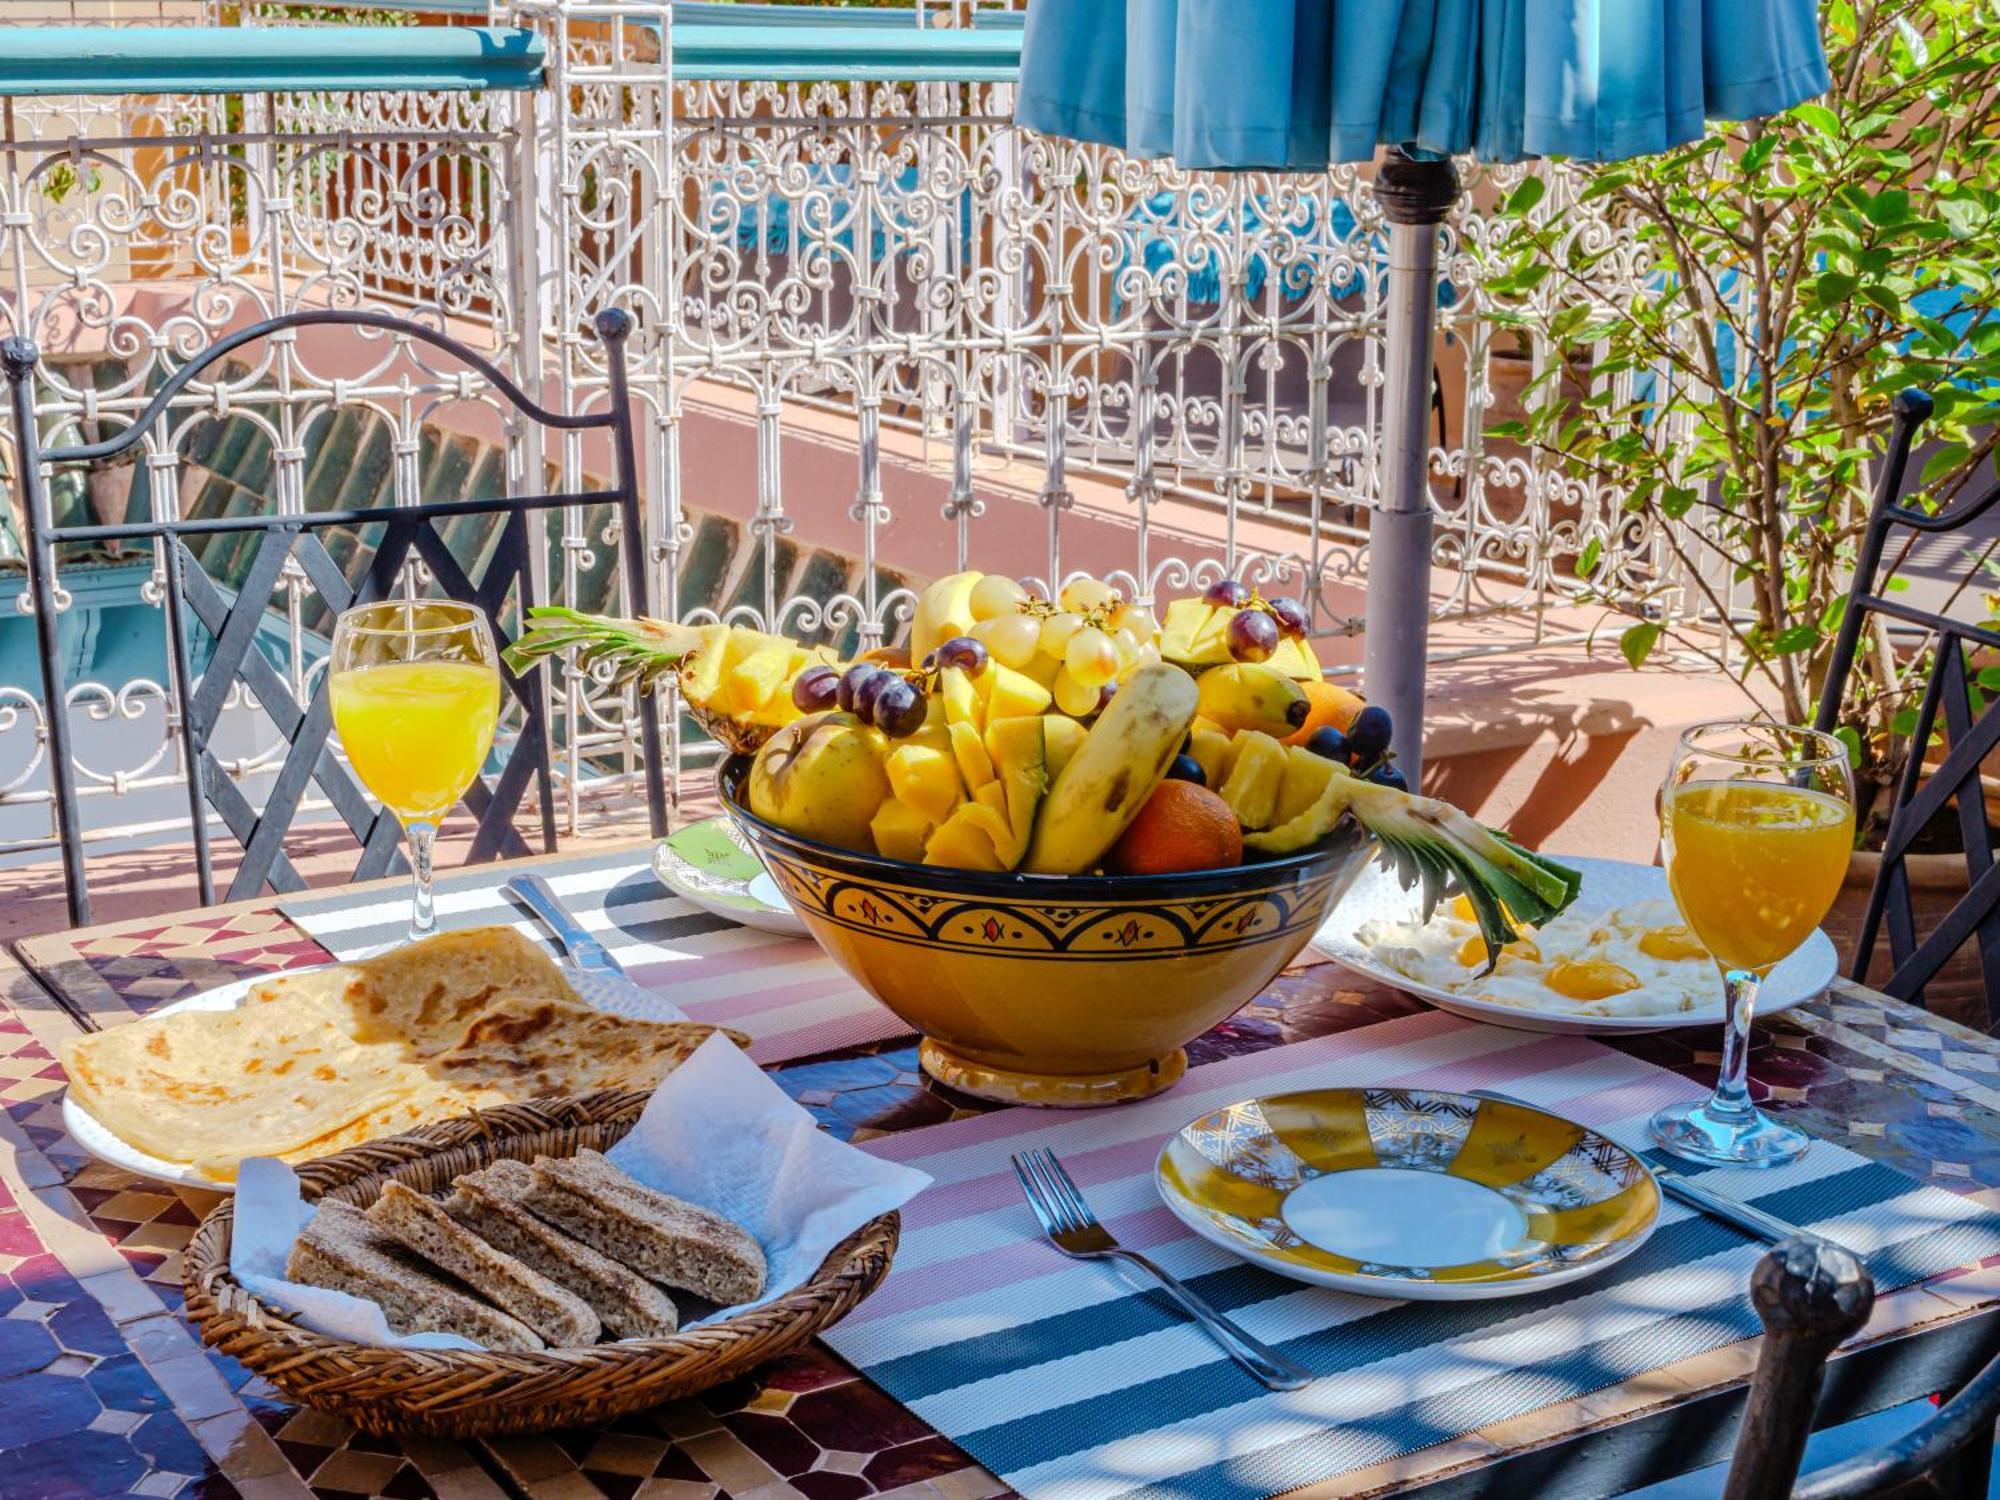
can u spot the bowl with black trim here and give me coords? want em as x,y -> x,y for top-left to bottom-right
719,757 -> 1375,1107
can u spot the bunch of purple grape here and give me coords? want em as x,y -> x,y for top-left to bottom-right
1201,579 -> 1310,664
790,661 -> 930,738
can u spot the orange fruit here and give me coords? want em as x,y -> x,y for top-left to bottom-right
1282,678 -> 1366,746
1105,780 -> 1244,875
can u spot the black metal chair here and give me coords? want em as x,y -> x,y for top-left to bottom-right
1813,388 -> 2000,1024
1722,1235 -> 1999,1499
3,307 -> 666,928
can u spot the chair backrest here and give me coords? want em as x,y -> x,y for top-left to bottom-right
1723,1235 -> 2000,1499
3,308 -> 666,927
1813,388 -> 2000,1026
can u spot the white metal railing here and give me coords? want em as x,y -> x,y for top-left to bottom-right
0,0 -> 1703,871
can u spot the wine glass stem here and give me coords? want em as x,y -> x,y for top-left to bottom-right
1711,966 -> 1761,1119
406,820 -> 437,940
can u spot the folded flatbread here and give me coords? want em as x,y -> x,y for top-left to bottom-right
60,997 -> 421,1169
64,926 -> 742,1181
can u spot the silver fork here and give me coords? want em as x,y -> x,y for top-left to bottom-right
1011,1148 -> 1312,1391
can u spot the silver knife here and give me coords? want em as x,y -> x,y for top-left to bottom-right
1465,1088 -> 1822,1248
505,874 -> 627,979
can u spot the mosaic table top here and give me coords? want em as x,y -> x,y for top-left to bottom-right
8,874 -> 2000,1499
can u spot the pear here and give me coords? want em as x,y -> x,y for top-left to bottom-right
748,711 -> 892,853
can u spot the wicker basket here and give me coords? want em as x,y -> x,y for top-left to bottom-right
182,1091 -> 899,1437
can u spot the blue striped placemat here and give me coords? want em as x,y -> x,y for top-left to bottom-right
827,1011 -> 2000,1500
278,847 -> 911,1064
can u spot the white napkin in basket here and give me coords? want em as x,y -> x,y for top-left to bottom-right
229,1033 -> 931,1348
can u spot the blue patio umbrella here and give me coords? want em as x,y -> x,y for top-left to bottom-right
1015,0 -> 1831,776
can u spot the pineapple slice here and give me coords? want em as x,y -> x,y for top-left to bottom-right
1188,719 -> 1237,787
986,663 -> 1054,720
1043,715 -> 1087,779
886,733 -> 963,825
1275,744 -> 1339,825
924,812 -> 1006,871
949,722 -> 995,791
870,799 -> 935,863
725,639 -> 796,717
940,666 -> 984,731
1220,731 -> 1288,830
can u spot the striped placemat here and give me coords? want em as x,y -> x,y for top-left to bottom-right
826,1010 -> 2000,1500
278,848 -> 911,1065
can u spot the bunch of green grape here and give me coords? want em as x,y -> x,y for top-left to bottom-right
963,574 -> 1163,717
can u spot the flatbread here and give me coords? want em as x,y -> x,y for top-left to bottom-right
61,1000 -> 422,1168
428,995 -> 750,1096
339,927 -> 582,1054
66,926 -> 741,1181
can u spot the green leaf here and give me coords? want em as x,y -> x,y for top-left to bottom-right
1923,441 -> 1971,486
1865,189 -> 1911,227
1821,593 -> 1849,632
1816,271 -> 1859,307
1619,622 -> 1663,670
1858,284 -> 1903,318
1578,536 -> 1603,578
1504,177 -> 1548,217
1791,102 -> 1843,138
1835,725 -> 1863,766
1740,135 -> 1779,176
1771,623 -> 1820,655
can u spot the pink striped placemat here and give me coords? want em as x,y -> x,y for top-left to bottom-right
279,846 -> 910,1064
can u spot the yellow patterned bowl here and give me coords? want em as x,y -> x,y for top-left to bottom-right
718,757 -> 1376,1107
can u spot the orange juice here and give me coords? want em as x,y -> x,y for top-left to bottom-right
330,660 -> 499,821
1663,780 -> 1853,972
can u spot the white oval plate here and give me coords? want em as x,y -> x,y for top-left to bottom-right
61,958 -> 684,1193
652,815 -> 807,937
62,972 -> 273,1193
1311,854 -> 1838,1035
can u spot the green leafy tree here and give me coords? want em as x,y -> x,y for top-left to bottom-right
1487,0 -> 2000,826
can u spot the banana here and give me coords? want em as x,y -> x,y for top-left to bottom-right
1193,663 -> 1310,738
910,570 -> 982,663
1023,664 -> 1199,874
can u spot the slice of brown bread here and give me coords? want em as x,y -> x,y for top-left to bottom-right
449,1160 -> 679,1339
287,1199 -> 543,1352
529,1150 -> 766,1305
368,1182 -> 601,1347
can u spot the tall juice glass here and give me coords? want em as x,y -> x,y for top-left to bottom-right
1652,720 -> 1854,1167
328,601 -> 500,939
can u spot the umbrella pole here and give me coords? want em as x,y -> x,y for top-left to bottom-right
1363,152 -> 1459,784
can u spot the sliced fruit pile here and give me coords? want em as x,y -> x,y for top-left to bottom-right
505,581 -> 1582,955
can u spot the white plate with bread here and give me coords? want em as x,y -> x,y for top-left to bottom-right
59,928 -> 744,1191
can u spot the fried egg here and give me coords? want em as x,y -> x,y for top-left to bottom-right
1358,895 -> 1720,1018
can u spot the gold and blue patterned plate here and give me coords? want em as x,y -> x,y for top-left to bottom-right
1156,1088 -> 1660,1300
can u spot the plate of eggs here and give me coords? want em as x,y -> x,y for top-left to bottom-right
1312,855 -> 1838,1035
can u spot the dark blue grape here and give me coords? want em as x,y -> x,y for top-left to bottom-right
874,677 -> 927,738
852,670 -> 897,725
836,663 -> 883,714
1266,596 -> 1309,639
1305,725 -> 1349,762
1347,704 -> 1393,765
1166,753 -> 1206,786
791,665 -> 840,714
1226,608 -> 1279,663
935,635 -> 989,673
1369,763 -> 1409,791
1202,578 -> 1250,608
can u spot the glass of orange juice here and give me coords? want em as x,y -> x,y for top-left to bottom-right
1653,720 -> 1853,1167
329,600 -> 501,939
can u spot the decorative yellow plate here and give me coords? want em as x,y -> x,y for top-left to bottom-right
1156,1088 -> 1660,1300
